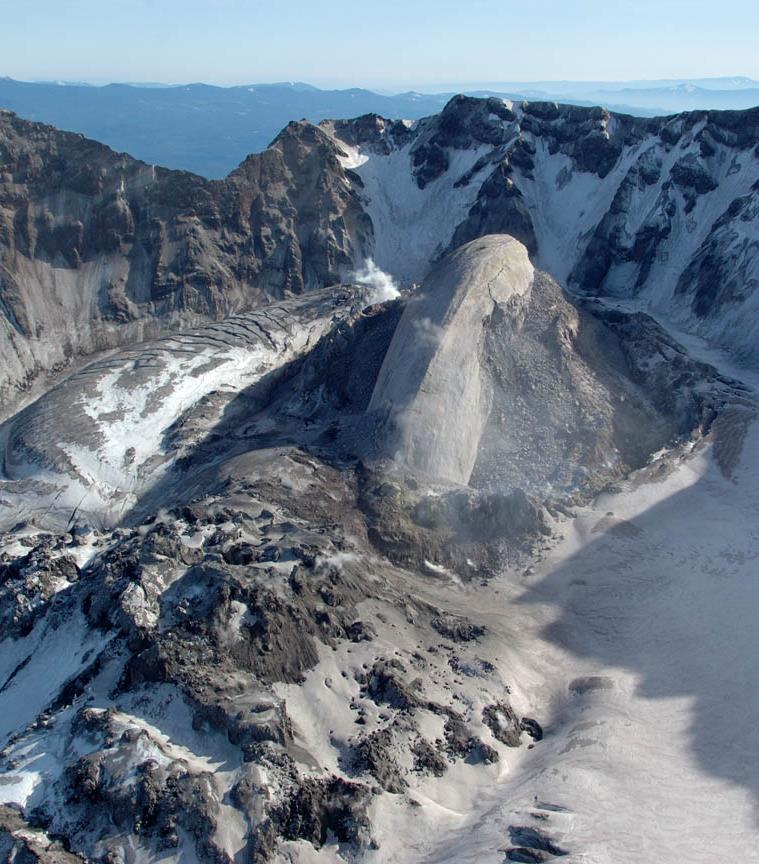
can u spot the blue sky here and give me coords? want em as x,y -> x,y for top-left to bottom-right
3,0 -> 759,89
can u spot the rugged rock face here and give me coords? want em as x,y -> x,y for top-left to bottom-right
469,272 -> 745,498
0,805 -> 84,863
0,110 -> 369,414
323,96 -> 759,357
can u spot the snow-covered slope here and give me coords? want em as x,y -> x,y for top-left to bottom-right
370,367 -> 759,863
1,228 -> 753,863
338,138 -> 493,285
381,329 -> 759,864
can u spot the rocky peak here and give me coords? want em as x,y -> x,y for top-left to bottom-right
321,113 -> 414,154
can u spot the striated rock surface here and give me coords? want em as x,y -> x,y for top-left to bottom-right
0,285 -> 369,531
368,235 -> 534,484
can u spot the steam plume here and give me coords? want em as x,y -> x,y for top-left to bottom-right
353,258 -> 401,306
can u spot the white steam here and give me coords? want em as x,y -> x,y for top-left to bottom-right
412,315 -> 445,348
353,258 -> 401,306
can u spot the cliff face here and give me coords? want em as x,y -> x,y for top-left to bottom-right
323,97 -> 759,358
0,112 -> 369,413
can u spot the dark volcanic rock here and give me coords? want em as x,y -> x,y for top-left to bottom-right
275,776 -> 373,850
347,727 -> 407,793
430,613 -> 485,643
444,715 -> 499,764
0,544 -> 80,636
363,659 -> 419,710
482,701 -> 523,747
520,716 -> 544,742
450,159 -> 537,256
506,825 -> 569,860
412,739 -> 448,776
675,187 -> 759,321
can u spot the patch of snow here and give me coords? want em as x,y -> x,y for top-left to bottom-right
0,610 -> 110,747
335,143 -> 369,170
349,142 -> 492,284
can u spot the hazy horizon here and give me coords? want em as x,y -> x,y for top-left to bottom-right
3,75 -> 759,96
3,0 -> 759,89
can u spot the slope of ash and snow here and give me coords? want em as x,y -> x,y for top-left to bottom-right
0,286 -> 379,531
1,229 -> 755,863
415,330 -> 759,864
370,369 -> 759,863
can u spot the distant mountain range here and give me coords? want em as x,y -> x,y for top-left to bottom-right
485,76 -> 759,114
445,75 -> 759,94
1,76 -> 758,178
0,78 -> 452,177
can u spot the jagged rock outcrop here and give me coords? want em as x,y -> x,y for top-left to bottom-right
0,805 -> 84,864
